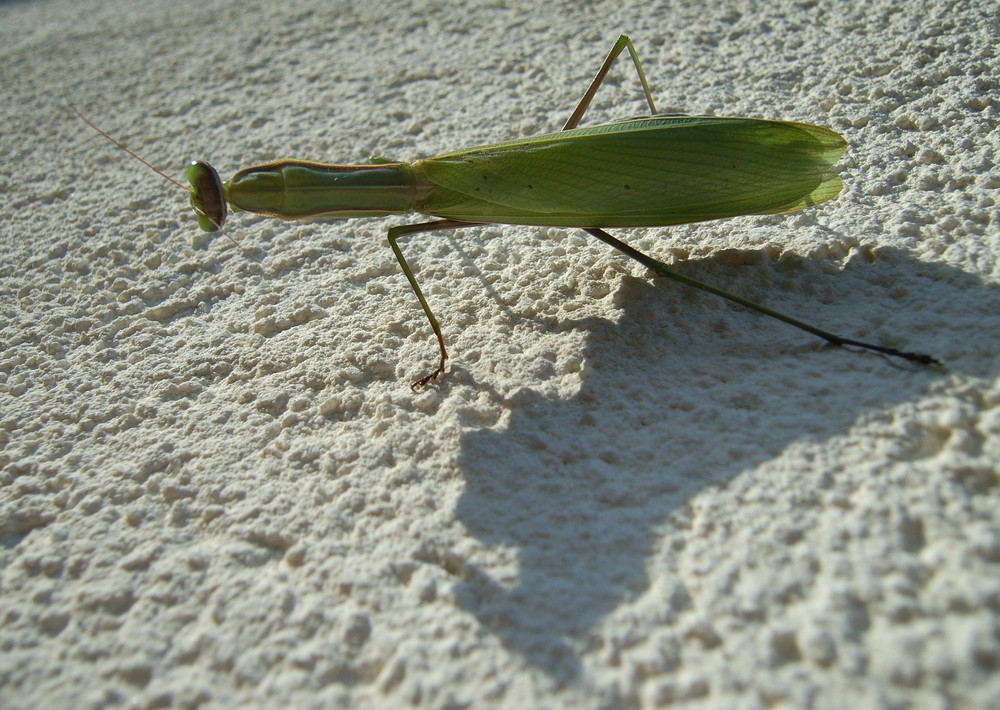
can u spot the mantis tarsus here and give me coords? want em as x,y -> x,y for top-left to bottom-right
70,35 -> 941,389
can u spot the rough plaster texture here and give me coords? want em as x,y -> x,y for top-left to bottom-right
1,0 -> 998,708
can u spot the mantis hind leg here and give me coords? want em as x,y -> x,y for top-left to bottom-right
583,228 -> 941,367
562,34 -> 657,130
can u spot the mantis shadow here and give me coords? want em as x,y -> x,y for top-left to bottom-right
450,246 -> 997,681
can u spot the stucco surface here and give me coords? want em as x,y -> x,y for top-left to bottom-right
1,1 -> 998,707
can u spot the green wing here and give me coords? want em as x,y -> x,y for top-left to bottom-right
416,116 -> 846,227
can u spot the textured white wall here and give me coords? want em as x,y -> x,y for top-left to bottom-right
1,0 -> 998,707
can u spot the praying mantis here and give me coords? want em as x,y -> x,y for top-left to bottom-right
70,35 -> 940,389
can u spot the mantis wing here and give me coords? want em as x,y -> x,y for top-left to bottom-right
417,116 -> 846,228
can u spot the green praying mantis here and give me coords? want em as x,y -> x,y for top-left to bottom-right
70,35 -> 940,389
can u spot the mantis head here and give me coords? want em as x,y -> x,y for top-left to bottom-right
65,95 -> 230,233
185,161 -> 228,232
